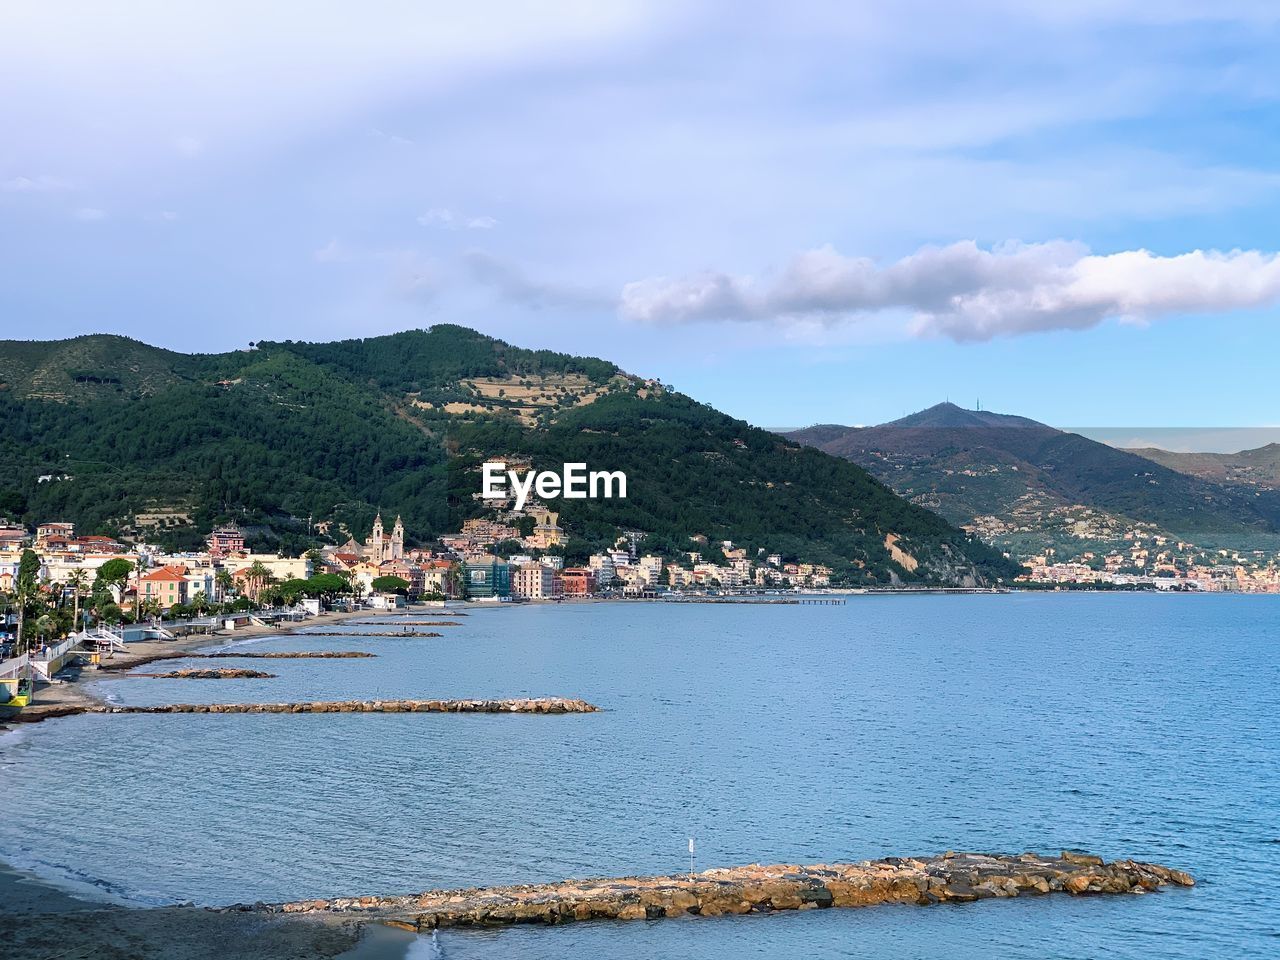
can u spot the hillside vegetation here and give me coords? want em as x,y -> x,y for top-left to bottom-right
0,328 -> 1019,585
788,403 -> 1280,553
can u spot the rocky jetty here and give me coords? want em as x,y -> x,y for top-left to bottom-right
249,852 -> 1192,929
300,631 -> 444,637
90,697 -> 599,715
350,620 -> 463,626
147,668 -> 277,680
98,650 -> 376,672
206,651 -> 376,660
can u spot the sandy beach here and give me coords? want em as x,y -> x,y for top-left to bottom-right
1,858 -> 372,960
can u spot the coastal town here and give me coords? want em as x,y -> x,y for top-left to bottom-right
0,499 -> 837,667
3,489 -> 1277,667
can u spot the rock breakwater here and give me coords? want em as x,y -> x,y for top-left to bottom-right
147,668 -> 277,679
98,650 -> 376,672
250,852 -> 1192,929
299,631 -> 444,637
92,697 -> 599,715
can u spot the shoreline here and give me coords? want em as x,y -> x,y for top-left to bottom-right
0,850 -> 1193,960
1,604 -> 386,725
0,857 -> 368,960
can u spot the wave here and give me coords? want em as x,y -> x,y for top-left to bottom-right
0,841 -> 177,908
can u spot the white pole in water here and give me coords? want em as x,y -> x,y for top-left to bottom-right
688,836 -> 695,880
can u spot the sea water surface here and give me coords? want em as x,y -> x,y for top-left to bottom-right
2,594 -> 1277,958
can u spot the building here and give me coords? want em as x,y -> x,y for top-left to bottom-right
35,522 -> 75,548
461,517 -> 519,541
464,557 -> 511,599
511,563 -> 556,600
637,554 -> 664,584
379,559 -> 424,596
588,553 -> 616,587
419,560 -> 459,598
207,525 -> 246,556
559,567 -> 596,596
138,565 -> 190,609
524,509 -> 565,549
363,512 -> 405,565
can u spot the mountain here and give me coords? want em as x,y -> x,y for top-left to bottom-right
787,403 -> 1280,555
0,328 -> 1019,586
1125,444 -> 1280,491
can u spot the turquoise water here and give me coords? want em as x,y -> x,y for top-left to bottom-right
2,595 -> 1277,958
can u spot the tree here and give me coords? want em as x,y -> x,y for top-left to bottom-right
371,575 -> 410,595
305,573 -> 349,605
277,578 -> 313,604
66,569 -> 90,632
13,549 -> 41,653
94,558 -> 133,607
243,560 -> 274,601
214,568 -> 235,601
34,613 -> 55,647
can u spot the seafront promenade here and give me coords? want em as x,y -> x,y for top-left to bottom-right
250,851 -> 1194,929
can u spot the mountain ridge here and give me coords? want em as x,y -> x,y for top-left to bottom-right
0,327 -> 1019,586
787,404 -> 1280,554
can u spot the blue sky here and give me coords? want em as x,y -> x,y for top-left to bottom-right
3,1 -> 1280,433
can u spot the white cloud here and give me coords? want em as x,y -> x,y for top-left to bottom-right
72,206 -> 106,221
417,208 -> 497,230
620,241 -> 1280,341
2,174 -> 72,192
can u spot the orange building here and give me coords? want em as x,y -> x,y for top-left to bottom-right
138,565 -> 189,609
559,567 -> 596,596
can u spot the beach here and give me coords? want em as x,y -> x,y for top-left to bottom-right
2,858 -> 372,960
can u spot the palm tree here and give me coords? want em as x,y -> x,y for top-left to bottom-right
13,550 -> 40,654
214,568 -> 235,601
244,561 -> 274,602
67,570 -> 90,633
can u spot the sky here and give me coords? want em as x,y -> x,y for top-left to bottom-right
3,1 -> 1280,435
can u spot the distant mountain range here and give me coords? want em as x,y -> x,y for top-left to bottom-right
788,402 -> 1280,555
0,328 -> 1019,586
1123,444 -> 1280,491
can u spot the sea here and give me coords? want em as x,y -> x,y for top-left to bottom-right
1,594 -> 1276,958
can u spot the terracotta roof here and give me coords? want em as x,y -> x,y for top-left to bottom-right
140,565 -> 187,582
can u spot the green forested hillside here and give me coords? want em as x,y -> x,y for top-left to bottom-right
788,402 -> 1280,553
0,328 -> 1019,585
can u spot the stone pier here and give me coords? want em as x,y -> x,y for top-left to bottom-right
246,852 -> 1192,929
